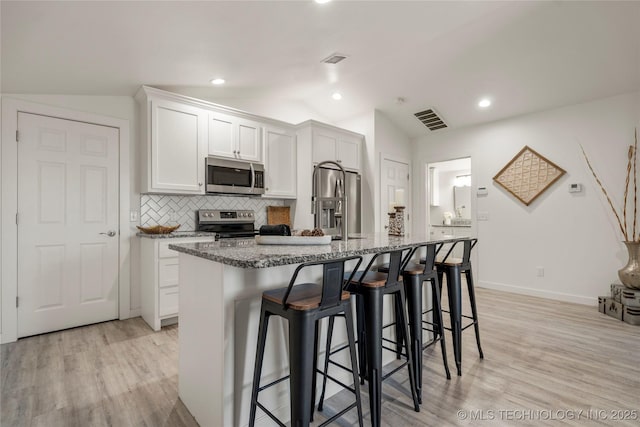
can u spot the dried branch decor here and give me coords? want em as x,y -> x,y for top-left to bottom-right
581,129 -> 638,242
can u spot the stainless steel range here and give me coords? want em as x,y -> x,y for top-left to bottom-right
197,209 -> 256,239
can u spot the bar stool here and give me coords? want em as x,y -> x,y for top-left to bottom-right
318,248 -> 420,427
249,256 -> 364,427
434,238 -> 483,376
378,243 -> 451,403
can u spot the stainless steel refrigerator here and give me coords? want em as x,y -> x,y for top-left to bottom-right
314,166 -> 361,237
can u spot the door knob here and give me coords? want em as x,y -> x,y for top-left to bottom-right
100,231 -> 116,237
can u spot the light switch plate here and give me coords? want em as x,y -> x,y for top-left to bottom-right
130,211 -> 139,222
477,211 -> 489,221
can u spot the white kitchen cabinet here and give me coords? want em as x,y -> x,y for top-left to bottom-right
209,111 -> 262,163
264,125 -> 297,198
137,88 -> 207,194
311,127 -> 362,171
140,236 -> 214,331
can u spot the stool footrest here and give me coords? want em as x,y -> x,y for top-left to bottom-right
256,401 -> 287,427
258,375 -> 289,393
381,361 -> 410,381
318,402 -> 359,427
326,359 -> 356,379
381,343 -> 408,358
422,336 -> 443,350
316,367 -> 357,395
442,320 -> 477,332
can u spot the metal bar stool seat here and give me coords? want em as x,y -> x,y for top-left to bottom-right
249,256 -> 364,427
378,243 -> 451,404
318,248 -> 420,427
432,238 -> 483,376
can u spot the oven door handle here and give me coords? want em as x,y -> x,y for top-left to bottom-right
250,163 -> 255,191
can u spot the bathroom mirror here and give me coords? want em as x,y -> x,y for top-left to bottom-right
453,186 -> 471,219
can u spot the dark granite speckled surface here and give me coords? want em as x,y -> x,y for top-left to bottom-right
136,231 -> 219,239
168,233 -> 468,269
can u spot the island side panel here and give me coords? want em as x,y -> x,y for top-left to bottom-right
178,253 -> 225,427
229,264 -> 306,427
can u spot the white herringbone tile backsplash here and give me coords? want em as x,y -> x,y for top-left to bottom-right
140,194 -> 286,230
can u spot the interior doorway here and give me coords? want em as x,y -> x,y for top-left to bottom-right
381,156 -> 411,234
17,112 -> 120,337
426,157 -> 472,239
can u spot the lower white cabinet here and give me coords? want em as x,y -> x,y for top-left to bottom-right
141,236 -> 213,331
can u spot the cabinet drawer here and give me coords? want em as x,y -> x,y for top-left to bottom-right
158,258 -> 179,288
159,241 -> 179,258
159,286 -> 179,317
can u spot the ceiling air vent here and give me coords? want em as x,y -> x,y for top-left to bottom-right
414,109 -> 448,131
322,53 -> 348,64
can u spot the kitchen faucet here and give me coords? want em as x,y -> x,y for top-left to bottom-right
312,161 -> 349,241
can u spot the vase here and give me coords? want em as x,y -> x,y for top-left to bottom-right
618,241 -> 640,290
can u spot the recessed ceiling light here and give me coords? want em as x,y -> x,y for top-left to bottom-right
210,78 -> 225,85
315,0 -> 332,4
478,98 -> 491,108
332,92 -> 342,100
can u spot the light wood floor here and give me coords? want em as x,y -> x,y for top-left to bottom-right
2,288 -> 640,426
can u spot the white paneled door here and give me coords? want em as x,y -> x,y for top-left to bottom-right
381,157 -> 410,234
17,112 -> 119,337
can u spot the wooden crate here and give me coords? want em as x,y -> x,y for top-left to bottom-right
610,283 -> 625,303
621,288 -> 640,308
605,299 -> 624,321
623,306 -> 640,325
598,296 -> 607,314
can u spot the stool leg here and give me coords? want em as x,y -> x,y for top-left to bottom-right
344,304 -> 364,427
288,311 -> 316,427
431,277 -> 451,380
394,296 -> 404,360
396,287 -> 421,412
249,305 -> 271,427
446,265 -> 463,376
317,316 -> 335,411
362,288 -> 384,427
310,320 -> 319,421
355,295 -> 367,385
404,273 -> 423,404
465,268 -> 484,359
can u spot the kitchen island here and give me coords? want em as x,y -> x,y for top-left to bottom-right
169,233 -> 465,427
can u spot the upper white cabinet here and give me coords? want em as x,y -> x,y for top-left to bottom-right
264,125 -> 297,198
138,89 -> 207,194
311,127 -> 362,171
209,112 -> 262,163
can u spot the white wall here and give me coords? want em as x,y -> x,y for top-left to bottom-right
412,91 -> 640,304
337,111 -> 375,232
338,110 -> 412,233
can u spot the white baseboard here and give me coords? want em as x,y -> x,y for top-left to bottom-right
478,280 -> 597,306
126,308 -> 141,319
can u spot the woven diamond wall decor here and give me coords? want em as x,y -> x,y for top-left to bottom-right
493,146 -> 566,206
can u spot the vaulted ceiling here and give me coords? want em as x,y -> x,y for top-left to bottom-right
2,1 -> 639,137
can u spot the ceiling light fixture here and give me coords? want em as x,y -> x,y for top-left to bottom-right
332,92 -> 342,100
210,78 -> 226,85
314,0 -> 332,4
478,98 -> 491,108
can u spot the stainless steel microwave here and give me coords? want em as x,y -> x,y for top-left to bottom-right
205,157 -> 265,195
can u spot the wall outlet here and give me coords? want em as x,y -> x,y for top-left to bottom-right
477,211 -> 489,221
536,266 -> 545,277
130,211 -> 139,222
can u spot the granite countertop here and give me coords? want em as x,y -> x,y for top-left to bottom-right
136,231 -> 219,239
431,224 -> 472,228
169,233 -> 469,269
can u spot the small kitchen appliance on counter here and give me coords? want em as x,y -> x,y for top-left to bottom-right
197,209 -> 257,239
